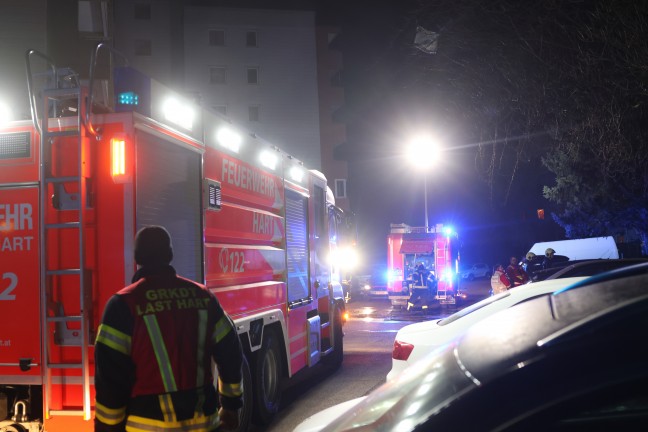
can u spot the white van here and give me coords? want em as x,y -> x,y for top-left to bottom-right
528,236 -> 619,260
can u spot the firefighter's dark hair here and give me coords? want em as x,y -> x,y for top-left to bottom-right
134,226 -> 173,266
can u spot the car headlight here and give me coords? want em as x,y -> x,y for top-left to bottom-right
362,284 -> 371,291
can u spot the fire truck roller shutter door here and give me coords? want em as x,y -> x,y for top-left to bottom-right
135,130 -> 203,281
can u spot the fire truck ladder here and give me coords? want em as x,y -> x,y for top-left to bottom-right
435,241 -> 449,302
27,50 -> 92,421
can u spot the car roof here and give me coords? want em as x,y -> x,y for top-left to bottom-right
432,276 -> 586,326
459,266 -> 648,381
395,277 -> 587,338
545,258 -> 648,280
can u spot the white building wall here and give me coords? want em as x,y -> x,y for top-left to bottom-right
113,0 -> 178,87
184,7 -> 321,169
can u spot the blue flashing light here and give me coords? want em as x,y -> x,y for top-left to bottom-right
118,91 -> 139,106
443,226 -> 454,236
444,268 -> 454,282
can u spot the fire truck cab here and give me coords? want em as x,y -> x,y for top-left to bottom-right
386,223 -> 461,310
0,45 -> 349,432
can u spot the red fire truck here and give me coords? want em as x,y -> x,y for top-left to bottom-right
0,45 -> 348,431
386,223 -> 461,309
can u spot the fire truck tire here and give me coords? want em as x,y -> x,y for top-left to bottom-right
323,306 -> 344,369
251,329 -> 283,426
3,424 -> 27,432
235,355 -> 253,432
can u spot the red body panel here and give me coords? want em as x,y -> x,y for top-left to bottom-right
0,185 -> 41,381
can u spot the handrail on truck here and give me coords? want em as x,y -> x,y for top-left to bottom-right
25,49 -> 58,135
86,42 -> 129,139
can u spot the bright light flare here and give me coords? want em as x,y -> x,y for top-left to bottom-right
260,150 -> 278,170
334,246 -> 358,270
443,268 -> 454,283
162,97 -> 195,130
405,135 -> 441,168
0,101 -> 12,126
216,127 -> 242,153
289,166 -> 304,182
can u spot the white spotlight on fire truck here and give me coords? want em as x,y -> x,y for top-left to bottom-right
216,127 -> 242,153
336,246 -> 359,271
289,166 -> 304,183
0,101 -> 11,126
162,97 -> 195,131
260,149 -> 278,170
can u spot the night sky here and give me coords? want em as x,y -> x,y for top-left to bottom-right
314,1 -> 565,272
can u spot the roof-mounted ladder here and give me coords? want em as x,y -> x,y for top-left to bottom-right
27,49 -> 92,421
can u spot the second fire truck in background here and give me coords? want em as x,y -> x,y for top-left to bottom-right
386,223 -> 462,309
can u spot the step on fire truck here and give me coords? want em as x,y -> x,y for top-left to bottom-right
386,223 -> 462,310
0,44 -> 350,432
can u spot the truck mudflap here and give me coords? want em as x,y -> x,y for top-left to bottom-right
0,185 -> 42,381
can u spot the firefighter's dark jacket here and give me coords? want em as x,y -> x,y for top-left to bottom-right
94,265 -> 243,432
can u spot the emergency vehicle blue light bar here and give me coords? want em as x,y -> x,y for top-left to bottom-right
114,67 -> 151,116
118,91 -> 139,106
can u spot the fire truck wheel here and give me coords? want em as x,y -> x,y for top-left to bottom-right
323,306 -> 344,369
236,355 -> 253,432
3,424 -> 27,432
251,329 -> 283,426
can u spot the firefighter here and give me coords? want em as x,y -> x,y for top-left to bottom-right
542,247 -> 570,269
94,226 -> 243,432
490,264 -> 512,295
414,262 -> 429,287
506,255 -> 529,287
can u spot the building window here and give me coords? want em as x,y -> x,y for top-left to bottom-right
78,1 -> 106,35
249,105 -> 260,122
209,30 -> 225,46
247,67 -> 259,84
209,67 -> 227,84
213,105 -> 227,116
246,31 -> 258,47
134,39 -> 152,56
335,179 -> 347,199
134,3 -> 151,20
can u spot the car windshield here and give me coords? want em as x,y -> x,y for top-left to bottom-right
325,344 -> 477,431
437,291 -> 511,326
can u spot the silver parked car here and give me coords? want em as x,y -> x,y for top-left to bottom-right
461,262 -> 491,280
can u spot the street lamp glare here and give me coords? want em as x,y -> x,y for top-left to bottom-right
406,135 -> 440,168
